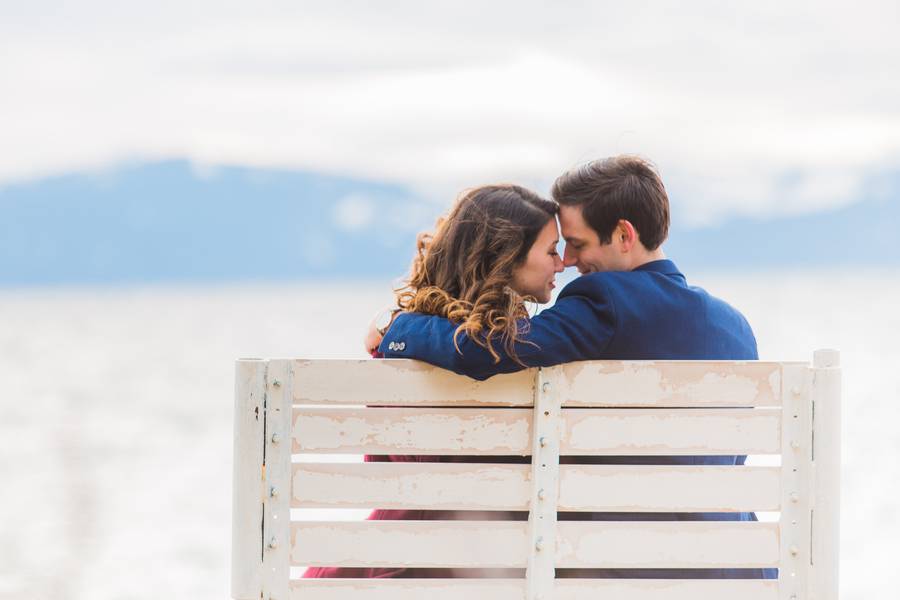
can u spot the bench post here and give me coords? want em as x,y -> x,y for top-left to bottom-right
526,367 -> 561,600
262,360 -> 292,600
232,359 -> 266,600
811,349 -> 841,600
780,361 -> 814,600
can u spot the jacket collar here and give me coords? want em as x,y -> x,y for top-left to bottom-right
633,259 -> 684,278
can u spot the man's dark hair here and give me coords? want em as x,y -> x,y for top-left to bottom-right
551,155 -> 670,250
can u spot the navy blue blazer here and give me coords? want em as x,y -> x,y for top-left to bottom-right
380,260 -> 774,578
380,259 -> 758,375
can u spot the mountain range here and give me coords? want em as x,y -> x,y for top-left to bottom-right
1,160 -> 897,286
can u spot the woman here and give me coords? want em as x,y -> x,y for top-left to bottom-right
366,183 -> 563,360
304,184 -> 563,579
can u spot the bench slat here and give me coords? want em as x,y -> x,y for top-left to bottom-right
559,465 -> 781,512
290,579 -> 778,600
292,462 -> 531,510
562,408 -> 781,455
292,360 -> 785,407
556,521 -> 779,568
292,407 -> 780,456
554,579 -> 778,600
291,521 -> 778,569
292,359 -> 534,406
558,361 -> 783,407
291,521 -> 528,568
291,579 -> 524,600
292,464 -> 780,512
293,407 -> 532,455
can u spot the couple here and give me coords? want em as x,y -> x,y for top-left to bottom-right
309,155 -> 772,580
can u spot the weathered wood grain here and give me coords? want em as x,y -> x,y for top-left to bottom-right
292,359 -> 534,406
231,359 -> 266,600
292,462 -> 531,510
291,521 -> 529,568
561,408 -> 781,455
290,579 -> 779,600
262,360 -> 292,600
292,464 -> 780,512
556,521 -> 780,568
554,579 -> 778,600
812,350 -> 841,600
292,407 -> 532,455
558,465 -> 781,512
290,579 -> 524,600
553,361 -> 785,407
779,362 -> 813,600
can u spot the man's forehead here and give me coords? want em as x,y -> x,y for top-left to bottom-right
559,204 -> 601,245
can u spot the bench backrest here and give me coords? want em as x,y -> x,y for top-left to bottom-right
232,351 -> 840,600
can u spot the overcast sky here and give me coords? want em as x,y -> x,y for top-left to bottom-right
2,0 -> 899,225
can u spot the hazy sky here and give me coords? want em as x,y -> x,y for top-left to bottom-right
2,0 -> 899,225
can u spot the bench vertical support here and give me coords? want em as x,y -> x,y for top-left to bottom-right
779,362 -> 814,600
232,359 -> 267,600
526,367 -> 561,600
811,349 -> 841,600
262,359 -> 292,600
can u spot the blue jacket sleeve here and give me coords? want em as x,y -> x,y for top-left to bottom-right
379,277 -> 617,379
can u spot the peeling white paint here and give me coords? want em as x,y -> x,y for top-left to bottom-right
556,522 -> 779,568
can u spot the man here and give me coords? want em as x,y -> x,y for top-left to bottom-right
380,155 -> 757,375
379,155 -> 771,579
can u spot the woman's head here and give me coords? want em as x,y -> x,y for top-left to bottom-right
396,184 -> 562,363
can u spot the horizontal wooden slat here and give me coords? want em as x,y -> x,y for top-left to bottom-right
292,407 -> 532,455
561,408 -> 781,455
291,521 -> 528,568
292,359 -> 534,406
558,465 -> 781,512
556,361 -> 783,407
290,579 -> 779,600
556,521 -> 779,568
292,522 -> 778,569
293,407 -> 780,456
554,579 -> 778,600
291,579 -> 524,600
292,463 -> 780,512
292,462 -> 531,510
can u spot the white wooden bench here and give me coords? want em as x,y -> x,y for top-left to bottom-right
232,350 -> 841,600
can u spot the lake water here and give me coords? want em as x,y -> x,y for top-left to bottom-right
0,271 -> 896,599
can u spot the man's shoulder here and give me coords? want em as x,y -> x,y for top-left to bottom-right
557,268 -> 673,299
557,272 -> 609,298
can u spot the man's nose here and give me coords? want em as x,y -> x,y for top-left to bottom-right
563,245 -> 578,268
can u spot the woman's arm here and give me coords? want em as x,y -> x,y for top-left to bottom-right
378,285 -> 616,379
364,307 -> 400,356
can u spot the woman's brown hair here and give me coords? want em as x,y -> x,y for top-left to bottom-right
395,184 -> 558,364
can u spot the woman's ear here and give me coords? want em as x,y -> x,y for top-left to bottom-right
618,219 -> 638,253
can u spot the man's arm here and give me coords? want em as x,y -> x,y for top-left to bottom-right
379,277 -> 617,379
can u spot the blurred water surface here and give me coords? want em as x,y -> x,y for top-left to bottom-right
0,272 -> 895,599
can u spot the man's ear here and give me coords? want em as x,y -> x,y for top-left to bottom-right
617,219 -> 638,253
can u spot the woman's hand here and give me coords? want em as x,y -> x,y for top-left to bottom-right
365,308 -> 399,356
363,317 -> 384,356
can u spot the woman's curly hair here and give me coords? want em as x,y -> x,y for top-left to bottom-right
395,185 -> 558,365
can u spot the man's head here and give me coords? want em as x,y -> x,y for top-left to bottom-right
551,155 -> 669,273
